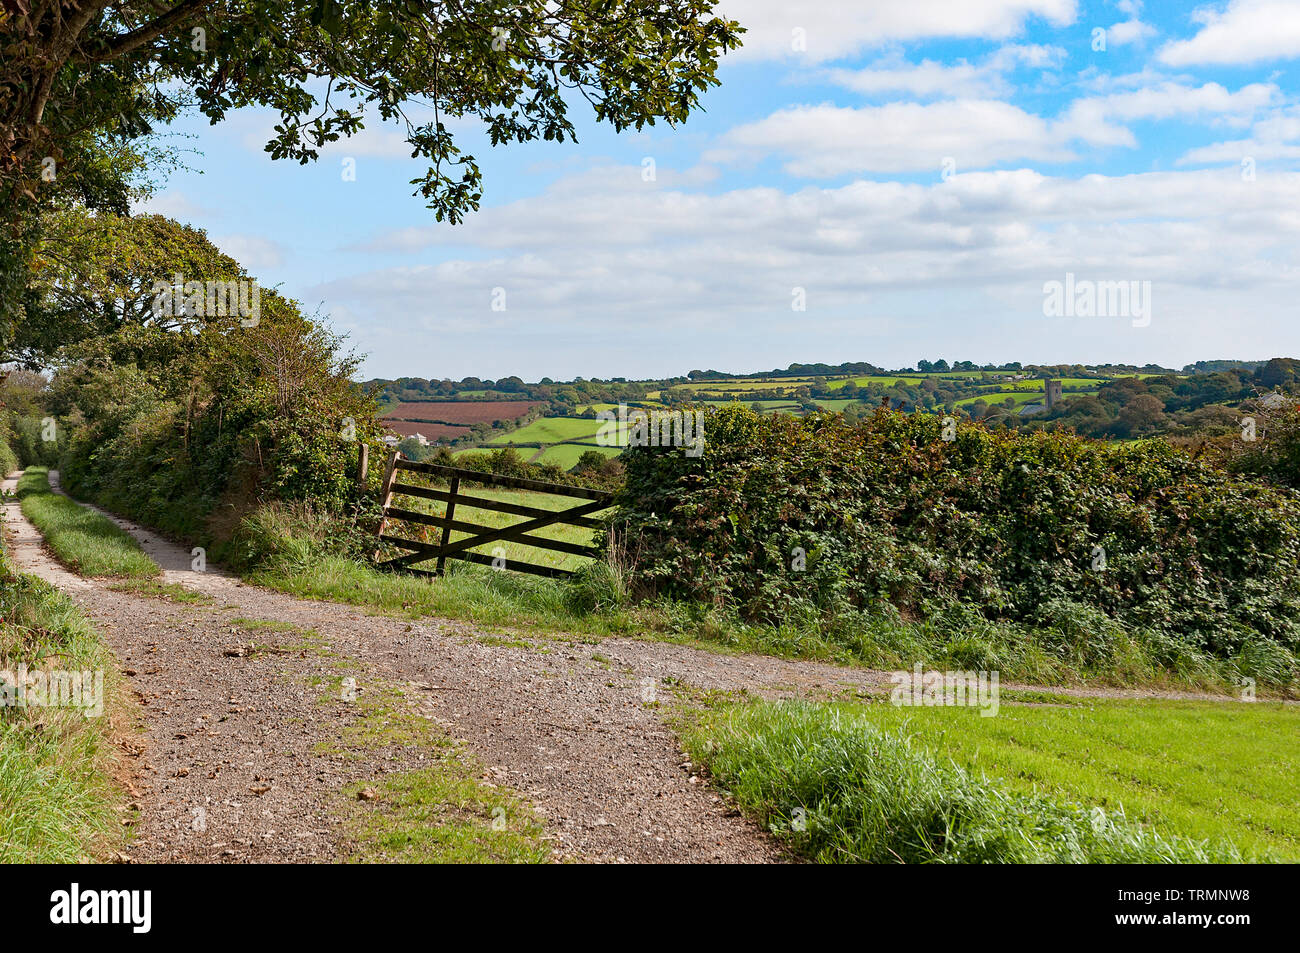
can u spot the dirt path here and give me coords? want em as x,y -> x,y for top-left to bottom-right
3,470 -> 1252,864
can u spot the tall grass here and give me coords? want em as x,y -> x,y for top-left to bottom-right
682,700 -> 1252,864
663,597 -> 1286,692
17,468 -> 159,578
0,548 -> 124,862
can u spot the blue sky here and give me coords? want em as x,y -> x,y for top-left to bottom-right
143,0 -> 1300,381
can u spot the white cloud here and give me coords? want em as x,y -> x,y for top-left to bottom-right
826,61 -> 1004,99
212,234 -> 286,270
704,83 -> 1275,177
716,0 -> 1078,62
825,45 -> 1066,99
1179,106 -> 1300,164
1106,18 -> 1157,47
1159,0 -> 1300,66
707,101 -> 1078,176
321,162 -> 1300,380
1057,81 -> 1278,147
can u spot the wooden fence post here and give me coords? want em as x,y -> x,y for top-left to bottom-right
373,450 -> 400,560
435,475 -> 460,576
355,442 -> 369,489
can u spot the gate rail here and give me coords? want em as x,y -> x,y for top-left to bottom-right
373,453 -> 614,579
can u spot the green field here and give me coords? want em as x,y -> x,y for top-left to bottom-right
684,697 -> 1295,863
833,375 -> 924,388
845,697 -> 1300,860
955,391 -> 1043,408
488,416 -> 601,445
703,398 -> 801,411
532,443 -> 621,470
810,398 -> 865,411
488,415 -> 636,448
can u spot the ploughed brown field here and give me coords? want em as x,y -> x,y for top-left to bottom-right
381,420 -> 472,441
384,400 -> 543,425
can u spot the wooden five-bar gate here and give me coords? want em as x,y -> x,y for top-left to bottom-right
373,453 -> 615,579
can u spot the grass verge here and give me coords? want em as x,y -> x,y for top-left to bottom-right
17,468 -> 158,579
249,549 -> 1287,696
249,552 -> 642,635
0,541 -> 126,861
680,699 -> 1280,863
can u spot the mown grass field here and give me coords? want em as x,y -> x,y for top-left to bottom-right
834,375 -> 926,388
683,698 -> 1290,863
703,398 -> 800,410
17,468 -> 159,578
532,443 -> 621,469
955,391 -> 1043,408
488,416 -> 601,445
844,697 -> 1300,860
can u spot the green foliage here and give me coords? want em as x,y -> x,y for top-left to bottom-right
572,448 -> 626,482
0,430 -> 17,477
23,213 -> 252,359
227,500 -> 378,574
3,2 -> 740,367
683,701 -> 1252,864
52,269 -> 383,549
564,559 -> 630,614
1232,405 -> 1300,490
616,406 -> 1300,676
8,415 -> 59,467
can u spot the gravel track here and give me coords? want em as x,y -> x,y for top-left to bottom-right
4,471 -> 801,862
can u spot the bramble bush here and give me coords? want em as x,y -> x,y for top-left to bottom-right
614,406 -> 1300,665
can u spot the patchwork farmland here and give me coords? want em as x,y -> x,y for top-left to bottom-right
377,364 -> 1210,472
385,399 -> 544,424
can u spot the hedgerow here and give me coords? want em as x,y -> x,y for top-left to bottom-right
614,406 -> 1300,669
52,304 -> 383,552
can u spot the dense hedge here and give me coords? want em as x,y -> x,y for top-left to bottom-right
54,308 -> 381,550
0,429 -> 17,477
614,406 -> 1300,657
